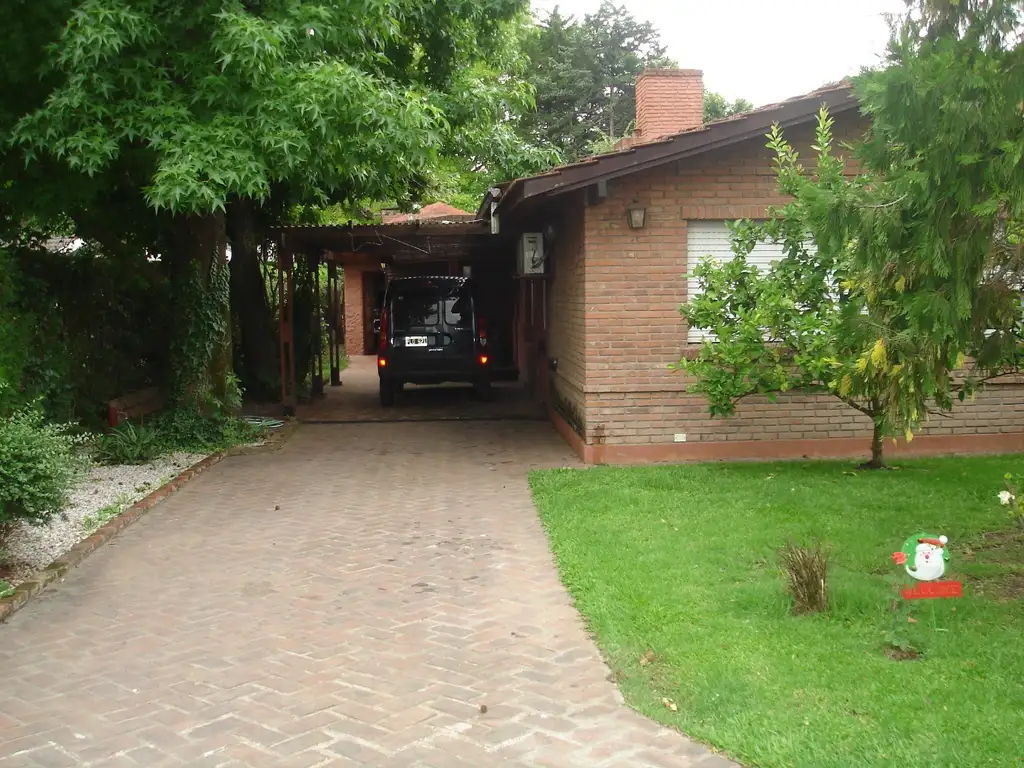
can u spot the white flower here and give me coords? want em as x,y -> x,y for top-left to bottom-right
998,490 -> 1014,505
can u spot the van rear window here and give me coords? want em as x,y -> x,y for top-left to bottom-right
391,288 -> 440,331
444,285 -> 473,329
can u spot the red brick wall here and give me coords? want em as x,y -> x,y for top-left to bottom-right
635,69 -> 704,140
572,110 -> 1024,455
343,266 -> 366,355
584,388 -> 1024,446
547,191 -> 588,417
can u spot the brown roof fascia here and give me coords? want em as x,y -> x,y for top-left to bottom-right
276,220 -> 491,252
503,88 -> 859,212
278,220 -> 489,237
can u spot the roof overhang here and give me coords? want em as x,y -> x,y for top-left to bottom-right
495,86 -> 859,219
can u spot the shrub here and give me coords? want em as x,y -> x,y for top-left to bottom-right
151,409 -> 264,454
0,408 -> 88,543
780,541 -> 830,614
94,421 -> 160,465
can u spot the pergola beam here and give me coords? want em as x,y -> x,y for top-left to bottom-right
277,235 -> 297,416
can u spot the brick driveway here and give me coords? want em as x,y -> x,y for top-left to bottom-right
297,355 -> 546,423
0,422 -> 733,767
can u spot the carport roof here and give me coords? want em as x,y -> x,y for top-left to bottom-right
480,82 -> 859,219
274,218 -> 492,260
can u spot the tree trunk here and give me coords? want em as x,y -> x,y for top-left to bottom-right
165,210 -> 232,410
227,198 -> 279,400
866,422 -> 885,469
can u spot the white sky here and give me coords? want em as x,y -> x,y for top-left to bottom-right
530,0 -> 906,106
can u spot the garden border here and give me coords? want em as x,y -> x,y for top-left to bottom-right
0,419 -> 300,625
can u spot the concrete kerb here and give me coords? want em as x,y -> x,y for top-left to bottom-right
0,419 -> 301,625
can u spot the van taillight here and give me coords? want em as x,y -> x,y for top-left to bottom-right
478,316 -> 488,347
378,310 -> 388,352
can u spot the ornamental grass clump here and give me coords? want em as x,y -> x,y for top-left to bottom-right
780,541 -> 830,614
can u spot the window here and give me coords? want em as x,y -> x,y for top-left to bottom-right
443,285 -> 473,329
685,220 -> 787,343
391,288 -> 439,331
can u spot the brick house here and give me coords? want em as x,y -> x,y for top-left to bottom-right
485,68 -> 1024,464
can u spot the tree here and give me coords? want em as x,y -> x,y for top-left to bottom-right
518,3 -> 673,162
13,0 -> 529,406
678,109 -> 1021,468
703,91 -> 754,123
519,3 -> 752,163
681,0 -> 1024,467
837,0 -> 1024,411
427,16 -> 562,212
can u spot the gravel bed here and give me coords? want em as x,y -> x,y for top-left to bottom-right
3,451 -> 206,586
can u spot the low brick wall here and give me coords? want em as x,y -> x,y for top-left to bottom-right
551,384 -> 1024,465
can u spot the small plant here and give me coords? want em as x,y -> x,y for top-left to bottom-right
0,406 -> 88,542
94,421 -> 160,465
884,637 -> 921,661
0,579 -> 14,599
151,409 -> 266,454
780,541 -> 830,614
998,473 -> 1024,530
81,494 -> 132,534
220,372 -> 244,414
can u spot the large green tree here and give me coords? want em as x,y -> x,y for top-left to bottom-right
835,0 -> 1024,408
680,0 -> 1024,466
426,16 -> 562,212
13,0 -> 530,405
519,3 -> 752,162
519,2 -> 673,160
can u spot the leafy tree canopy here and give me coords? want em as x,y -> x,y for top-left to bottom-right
844,0 -> 1024,388
703,91 -> 753,123
518,2 -> 751,163
8,0 -> 551,407
14,0 -> 530,216
680,0 -> 1024,467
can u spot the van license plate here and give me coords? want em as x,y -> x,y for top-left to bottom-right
405,336 -> 428,347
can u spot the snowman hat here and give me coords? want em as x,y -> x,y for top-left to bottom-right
900,533 -> 949,565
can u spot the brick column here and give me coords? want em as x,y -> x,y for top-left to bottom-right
343,266 -> 366,355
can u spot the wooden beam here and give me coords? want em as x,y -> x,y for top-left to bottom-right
328,262 -> 341,386
278,236 -> 297,416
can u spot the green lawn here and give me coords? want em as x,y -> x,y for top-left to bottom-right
530,456 -> 1024,768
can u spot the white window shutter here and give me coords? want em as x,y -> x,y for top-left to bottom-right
685,220 -> 787,343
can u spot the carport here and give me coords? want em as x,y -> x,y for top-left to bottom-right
273,218 -> 550,420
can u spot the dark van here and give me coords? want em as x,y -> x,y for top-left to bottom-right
376,276 -> 491,406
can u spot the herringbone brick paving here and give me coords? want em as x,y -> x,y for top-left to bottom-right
0,420 -> 735,767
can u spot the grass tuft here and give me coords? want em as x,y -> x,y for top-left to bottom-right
780,540 -> 830,614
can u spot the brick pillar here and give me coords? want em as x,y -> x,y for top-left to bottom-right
343,266 -> 366,355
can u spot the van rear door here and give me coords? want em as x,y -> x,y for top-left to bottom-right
441,281 -> 476,369
389,282 -> 445,372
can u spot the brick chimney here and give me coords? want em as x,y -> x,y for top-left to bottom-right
634,68 -> 704,140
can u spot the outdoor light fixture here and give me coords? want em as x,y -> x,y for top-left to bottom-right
627,205 -> 647,230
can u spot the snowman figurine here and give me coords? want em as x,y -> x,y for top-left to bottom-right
892,533 -> 949,581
